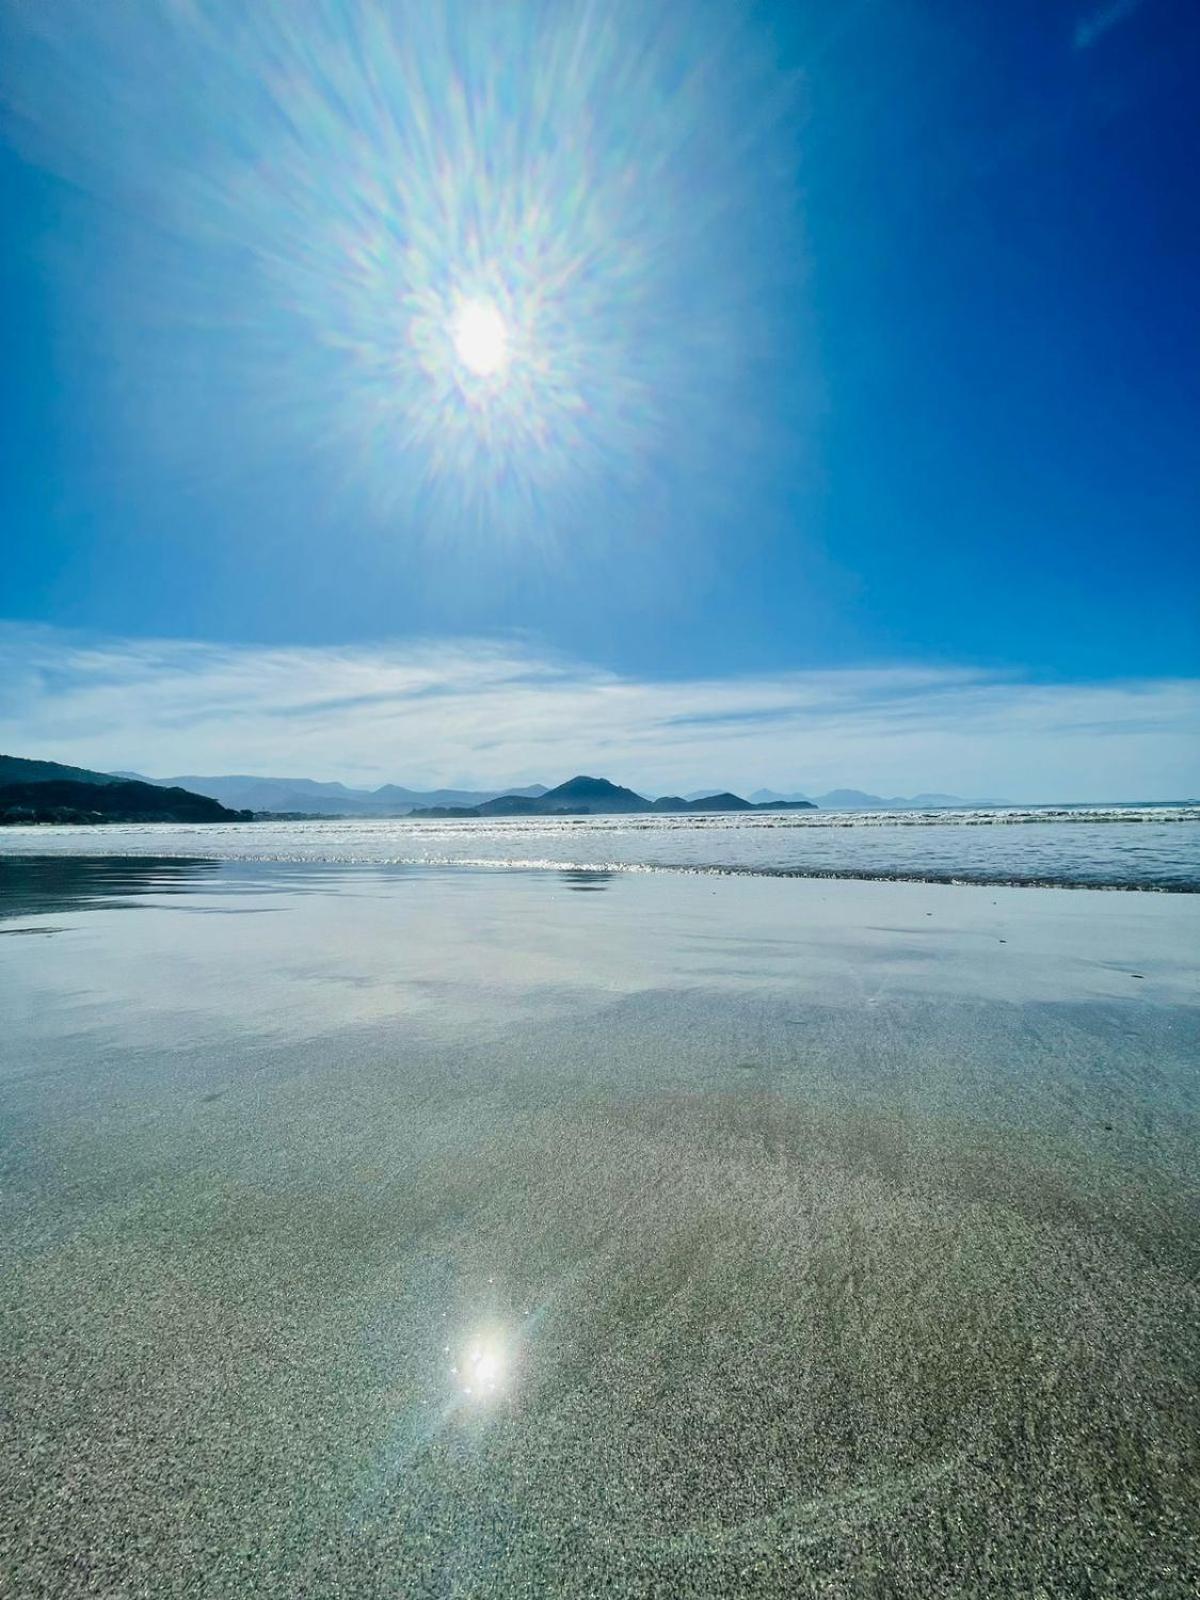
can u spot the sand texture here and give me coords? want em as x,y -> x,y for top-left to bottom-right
2,860 -> 1198,1597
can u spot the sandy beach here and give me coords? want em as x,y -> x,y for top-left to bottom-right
6,0 -> 1198,1589
2,860 -> 1198,1596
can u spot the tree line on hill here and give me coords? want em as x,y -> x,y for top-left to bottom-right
0,756 -> 251,825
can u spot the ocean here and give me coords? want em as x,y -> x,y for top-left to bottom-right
0,802 -> 1197,889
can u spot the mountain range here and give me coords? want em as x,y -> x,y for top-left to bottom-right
3,755 -> 1008,821
117,770 -> 1003,814
112,772 -> 550,816
410,776 -> 816,817
0,754 -> 251,824
3,758 -> 816,820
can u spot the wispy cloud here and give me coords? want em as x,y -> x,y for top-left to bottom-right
1,626 -> 1197,801
1074,0 -> 1147,50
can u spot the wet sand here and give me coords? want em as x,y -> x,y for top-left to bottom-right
2,861 -> 1198,1596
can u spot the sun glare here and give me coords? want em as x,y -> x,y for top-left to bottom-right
31,1 -> 789,532
451,1330 -> 509,1401
452,299 -> 509,379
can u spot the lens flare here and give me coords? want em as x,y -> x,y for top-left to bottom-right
1,1 -> 801,547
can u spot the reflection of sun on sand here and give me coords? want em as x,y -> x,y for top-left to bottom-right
2,863 -> 1198,1596
410,1083 -> 1197,1587
452,1329 -> 509,1401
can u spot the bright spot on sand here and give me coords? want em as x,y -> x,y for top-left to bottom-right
452,299 -> 509,378
452,1331 -> 508,1400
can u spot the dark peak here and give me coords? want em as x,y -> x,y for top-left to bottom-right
0,753 -> 124,787
548,775 -> 627,793
0,772 -> 251,825
690,792 -> 753,812
540,775 -> 649,805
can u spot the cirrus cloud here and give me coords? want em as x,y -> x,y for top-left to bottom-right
1,624 -> 1197,801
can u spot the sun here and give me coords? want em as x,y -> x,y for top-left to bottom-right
451,298 -> 509,378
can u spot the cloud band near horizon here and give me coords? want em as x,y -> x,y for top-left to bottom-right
1,625 -> 1197,802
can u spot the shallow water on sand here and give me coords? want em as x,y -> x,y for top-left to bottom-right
2,860 -> 1198,1597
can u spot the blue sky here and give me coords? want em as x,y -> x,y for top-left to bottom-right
1,0 -> 1197,795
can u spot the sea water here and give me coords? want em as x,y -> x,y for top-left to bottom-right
0,803 -> 1197,888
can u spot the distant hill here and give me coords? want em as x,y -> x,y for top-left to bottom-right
459,775 -> 685,817
412,776 -> 817,818
535,775 -> 650,813
3,756 -> 1009,818
816,789 -> 1006,809
750,786 -> 1006,809
122,772 -> 550,816
660,791 -> 752,812
373,782 -> 549,807
0,753 -> 124,787
748,788 -> 811,805
473,794 -> 549,816
0,756 -> 251,824
112,768 -> 836,817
